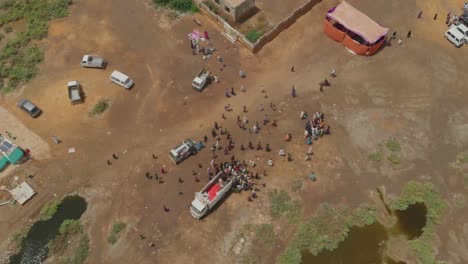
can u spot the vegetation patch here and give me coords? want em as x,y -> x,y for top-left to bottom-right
369,151 -> 383,162
277,203 -> 376,264
10,227 -> 30,251
0,0 -> 73,92
62,234 -> 89,264
40,199 -> 62,220
107,221 -> 127,245
387,152 -> 400,165
90,98 -> 110,116
153,0 -> 198,13
290,179 -> 304,193
385,139 -> 401,152
246,30 -> 262,43
48,219 -> 89,264
268,189 -> 302,223
390,181 -> 447,264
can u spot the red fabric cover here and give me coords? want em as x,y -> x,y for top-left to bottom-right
208,183 -> 221,201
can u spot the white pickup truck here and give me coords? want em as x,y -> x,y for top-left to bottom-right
80,55 -> 106,68
192,68 -> 210,91
445,24 -> 468,47
190,171 -> 234,219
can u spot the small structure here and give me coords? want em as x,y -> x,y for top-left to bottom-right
212,0 -> 256,23
10,182 -> 36,205
0,137 -> 24,171
323,1 -> 388,56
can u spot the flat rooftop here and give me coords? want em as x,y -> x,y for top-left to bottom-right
10,182 -> 36,205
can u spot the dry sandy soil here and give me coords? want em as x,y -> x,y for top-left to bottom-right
1,0 -> 468,263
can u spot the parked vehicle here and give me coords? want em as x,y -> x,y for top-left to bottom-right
169,139 -> 204,164
445,24 -> 468,47
192,68 -> 210,91
67,81 -> 83,104
110,71 -> 134,89
190,171 -> 234,219
17,99 -> 41,118
80,55 -> 105,68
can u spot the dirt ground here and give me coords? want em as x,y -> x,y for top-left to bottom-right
1,0 -> 468,263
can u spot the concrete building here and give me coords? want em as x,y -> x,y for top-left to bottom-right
212,0 -> 256,23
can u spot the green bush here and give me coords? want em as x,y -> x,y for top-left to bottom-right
10,227 -> 30,251
107,221 -> 126,245
385,139 -> 401,152
369,151 -> 382,162
65,234 -> 89,264
41,199 -> 62,220
246,30 -> 262,43
90,99 -> 110,116
153,0 -> 197,12
59,220 -> 83,236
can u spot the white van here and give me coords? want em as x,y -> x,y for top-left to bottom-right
110,71 -> 134,89
445,24 -> 468,47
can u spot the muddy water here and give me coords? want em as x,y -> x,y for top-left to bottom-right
9,195 -> 87,264
394,203 -> 427,239
301,203 -> 427,263
301,222 -> 388,263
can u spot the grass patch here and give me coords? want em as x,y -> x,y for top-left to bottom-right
387,152 -> 400,165
385,139 -> 401,152
40,199 -> 62,220
90,98 -> 110,116
245,30 -> 262,43
268,189 -> 302,223
290,179 -> 304,192
107,221 -> 127,245
456,153 -> 468,164
0,0 -> 73,92
390,181 -> 447,264
62,234 -> 89,264
153,0 -> 198,13
369,151 -> 383,162
10,227 -> 30,251
255,223 -> 277,246
277,203 -> 376,264
59,219 -> 83,236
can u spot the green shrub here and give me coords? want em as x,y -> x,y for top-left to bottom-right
387,152 -> 400,165
65,234 -> 89,264
369,151 -> 383,162
107,221 -> 126,245
153,0 -> 197,12
246,30 -> 262,43
40,199 -> 62,220
10,227 -> 30,251
90,99 -> 110,116
385,139 -> 401,152
59,220 -> 83,236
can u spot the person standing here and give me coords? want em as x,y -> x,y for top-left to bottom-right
417,11 -> 422,18
204,30 -> 209,40
407,30 -> 412,38
291,85 -> 296,97
330,68 -> 336,78
290,66 -> 295,72
433,13 -> 438,20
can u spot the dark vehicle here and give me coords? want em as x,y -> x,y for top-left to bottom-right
17,99 -> 41,118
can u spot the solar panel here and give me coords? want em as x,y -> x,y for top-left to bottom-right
3,141 -> 13,149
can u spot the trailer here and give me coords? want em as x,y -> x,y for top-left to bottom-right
190,171 -> 234,219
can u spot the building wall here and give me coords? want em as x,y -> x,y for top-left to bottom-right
212,0 -> 255,22
234,0 -> 255,22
